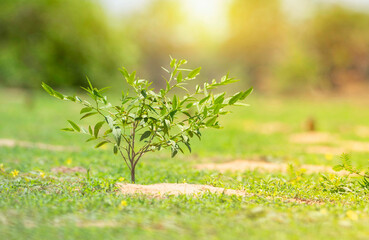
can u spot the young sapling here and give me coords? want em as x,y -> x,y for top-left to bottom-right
42,58 -> 253,182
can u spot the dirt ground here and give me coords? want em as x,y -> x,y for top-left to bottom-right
289,132 -> 336,144
0,138 -> 78,151
51,166 -> 87,174
117,183 -> 246,196
289,132 -> 369,153
116,183 -> 324,205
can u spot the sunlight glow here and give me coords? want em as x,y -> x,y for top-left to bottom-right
182,0 -> 231,37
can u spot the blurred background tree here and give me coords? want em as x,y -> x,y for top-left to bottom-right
0,0 -> 368,95
0,0 -> 134,90
222,0 -> 287,91
123,0 -> 190,88
306,6 -> 369,91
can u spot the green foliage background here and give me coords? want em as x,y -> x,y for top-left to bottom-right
0,0 -> 134,89
0,0 -> 369,92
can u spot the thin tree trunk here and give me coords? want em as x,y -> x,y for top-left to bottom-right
130,165 -> 135,183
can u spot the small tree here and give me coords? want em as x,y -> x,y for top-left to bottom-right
42,58 -> 252,183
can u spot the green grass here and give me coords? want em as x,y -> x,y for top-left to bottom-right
1,90 -> 369,239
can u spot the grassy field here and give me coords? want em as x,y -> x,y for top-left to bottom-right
1,90 -> 369,239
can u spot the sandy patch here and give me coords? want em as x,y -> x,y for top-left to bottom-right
117,183 -> 246,197
288,198 -> 325,205
0,138 -> 79,152
289,132 -> 335,144
195,160 -> 348,175
289,132 -> 369,153
345,141 -> 369,152
76,221 -> 120,228
304,141 -> 369,154
355,126 -> 369,138
51,166 -> 87,174
116,183 -> 325,205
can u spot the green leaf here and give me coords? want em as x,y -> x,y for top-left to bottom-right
66,96 -> 76,102
41,82 -> 54,96
86,77 -> 93,89
53,91 -> 65,100
170,57 -> 176,68
94,121 -> 105,138
176,84 -> 188,92
95,141 -> 109,149
186,103 -> 193,109
213,104 -> 222,114
61,128 -> 74,132
333,165 -> 344,172
240,87 -> 253,100
184,142 -> 191,153
104,129 -> 112,136
92,89 -> 103,98
172,95 -> 178,110
233,103 -> 250,107
199,95 -> 210,105
80,112 -> 98,120
99,86 -> 111,93
119,67 -> 129,79
205,116 -> 217,127
166,79 -> 171,91
163,120 -> 169,135
221,74 -> 228,82
86,137 -> 95,142
188,131 -> 193,138
68,120 -> 80,132
140,131 -> 151,141
179,59 -> 188,65
188,67 -> 201,79
147,105 -> 158,115
113,127 -> 122,146
177,71 -> 183,83
88,125 -> 93,135
128,71 -> 136,85
203,106 -> 208,118
194,130 -> 202,140
182,111 -> 191,118
141,90 -> 147,98
229,92 -> 243,105
105,116 -> 114,130
169,110 -> 177,120
171,148 -> 178,158
214,93 -> 225,104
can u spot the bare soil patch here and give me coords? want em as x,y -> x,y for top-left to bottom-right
76,221 -> 120,228
345,141 -> 369,152
306,142 -> 369,154
355,126 -> 369,138
117,183 -> 246,197
116,183 -> 324,205
289,132 -> 369,153
289,132 -> 336,144
0,138 -> 79,152
288,198 -> 325,205
195,159 -> 348,175
51,166 -> 87,174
